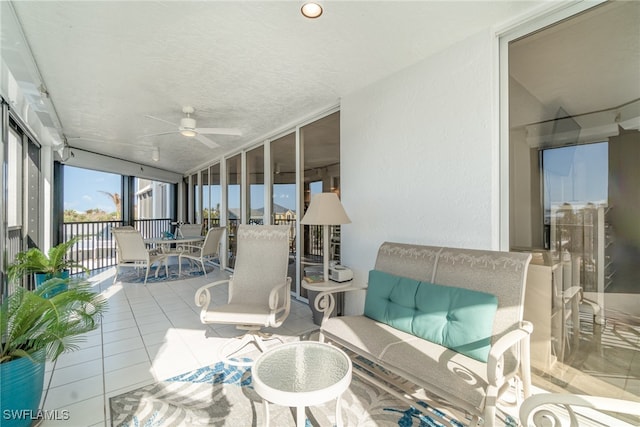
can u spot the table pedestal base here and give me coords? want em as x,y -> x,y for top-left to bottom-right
262,397 -> 344,427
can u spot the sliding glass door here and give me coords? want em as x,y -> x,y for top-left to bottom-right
507,0 -> 639,405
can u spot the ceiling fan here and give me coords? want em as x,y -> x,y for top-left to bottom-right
141,106 -> 241,149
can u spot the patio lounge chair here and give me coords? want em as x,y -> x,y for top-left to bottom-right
194,225 -> 291,364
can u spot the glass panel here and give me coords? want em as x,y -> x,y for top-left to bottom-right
201,168 -> 209,230
300,111 -> 341,299
226,154 -> 241,268
508,1 -> 639,409
7,128 -> 22,228
271,132 -> 297,292
209,164 -> 221,228
192,173 -> 199,224
246,145 -> 264,225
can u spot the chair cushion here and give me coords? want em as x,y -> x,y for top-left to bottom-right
364,269 -> 498,362
322,315 -> 489,410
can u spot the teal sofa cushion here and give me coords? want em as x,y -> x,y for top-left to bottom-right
364,270 -> 498,362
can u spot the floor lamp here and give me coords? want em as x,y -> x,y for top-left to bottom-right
300,192 -> 351,282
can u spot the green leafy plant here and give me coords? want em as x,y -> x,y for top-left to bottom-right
0,278 -> 107,364
7,238 -> 88,283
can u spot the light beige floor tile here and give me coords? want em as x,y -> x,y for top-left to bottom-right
54,345 -> 104,370
102,326 -> 141,344
104,361 -> 154,393
141,330 -> 171,347
137,320 -> 173,335
101,318 -> 137,333
42,375 -> 104,410
49,359 -> 103,388
103,347 -> 150,373
40,395 -> 105,426
103,336 -> 145,357
134,312 -> 170,326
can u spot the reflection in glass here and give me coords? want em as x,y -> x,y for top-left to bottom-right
208,164 -> 221,228
508,0 -> 639,407
271,133 -> 297,291
226,154 -> 241,268
246,145 -> 264,225
300,112 -> 341,299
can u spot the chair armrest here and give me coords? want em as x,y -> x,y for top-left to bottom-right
268,277 -> 291,310
487,321 -> 533,388
520,393 -> 640,427
194,279 -> 230,309
563,286 -> 582,301
178,243 -> 202,252
268,277 -> 292,327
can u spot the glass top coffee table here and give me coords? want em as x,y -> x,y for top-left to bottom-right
252,341 -> 352,427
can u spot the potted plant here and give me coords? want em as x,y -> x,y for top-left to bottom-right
0,278 -> 107,427
7,238 -> 88,297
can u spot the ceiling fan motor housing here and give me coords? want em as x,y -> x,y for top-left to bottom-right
180,117 -> 196,130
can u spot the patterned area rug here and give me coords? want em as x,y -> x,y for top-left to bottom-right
110,352 -> 518,426
115,261 -> 217,284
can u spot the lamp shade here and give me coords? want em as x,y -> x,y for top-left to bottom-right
300,192 -> 351,225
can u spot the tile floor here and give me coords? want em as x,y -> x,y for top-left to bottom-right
39,267 -> 317,426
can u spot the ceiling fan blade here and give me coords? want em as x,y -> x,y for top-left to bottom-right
138,130 -> 179,138
144,114 -> 178,127
195,127 -> 242,136
195,133 -> 220,149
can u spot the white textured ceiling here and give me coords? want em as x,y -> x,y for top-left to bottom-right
6,0 -> 543,174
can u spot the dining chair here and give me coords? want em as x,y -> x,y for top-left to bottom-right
178,227 -> 225,277
111,228 -> 167,284
179,223 -> 203,238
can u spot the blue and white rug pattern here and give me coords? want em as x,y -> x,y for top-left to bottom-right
115,261 -> 217,284
110,355 -> 518,426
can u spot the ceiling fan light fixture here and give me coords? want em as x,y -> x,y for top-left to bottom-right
301,2 -> 323,19
179,117 -> 197,137
152,147 -> 160,162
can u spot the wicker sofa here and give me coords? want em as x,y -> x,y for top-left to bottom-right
314,242 -> 532,427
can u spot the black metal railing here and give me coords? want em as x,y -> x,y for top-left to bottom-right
63,218 -> 172,273
59,217 -> 337,274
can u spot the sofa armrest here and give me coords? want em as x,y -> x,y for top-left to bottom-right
316,284 -> 367,324
520,393 -> 640,427
487,321 -> 533,395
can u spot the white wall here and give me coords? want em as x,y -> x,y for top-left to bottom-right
340,29 -> 498,314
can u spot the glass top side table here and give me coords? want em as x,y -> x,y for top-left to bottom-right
252,341 -> 352,427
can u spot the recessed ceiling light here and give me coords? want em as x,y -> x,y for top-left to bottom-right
301,2 -> 323,19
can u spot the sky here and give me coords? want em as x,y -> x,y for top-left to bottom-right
64,165 -> 319,213
543,142 -> 608,211
64,166 -> 121,213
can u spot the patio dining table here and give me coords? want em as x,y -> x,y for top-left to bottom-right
144,236 -> 205,261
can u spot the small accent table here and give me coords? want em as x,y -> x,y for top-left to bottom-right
252,341 -> 353,427
301,279 -> 353,325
